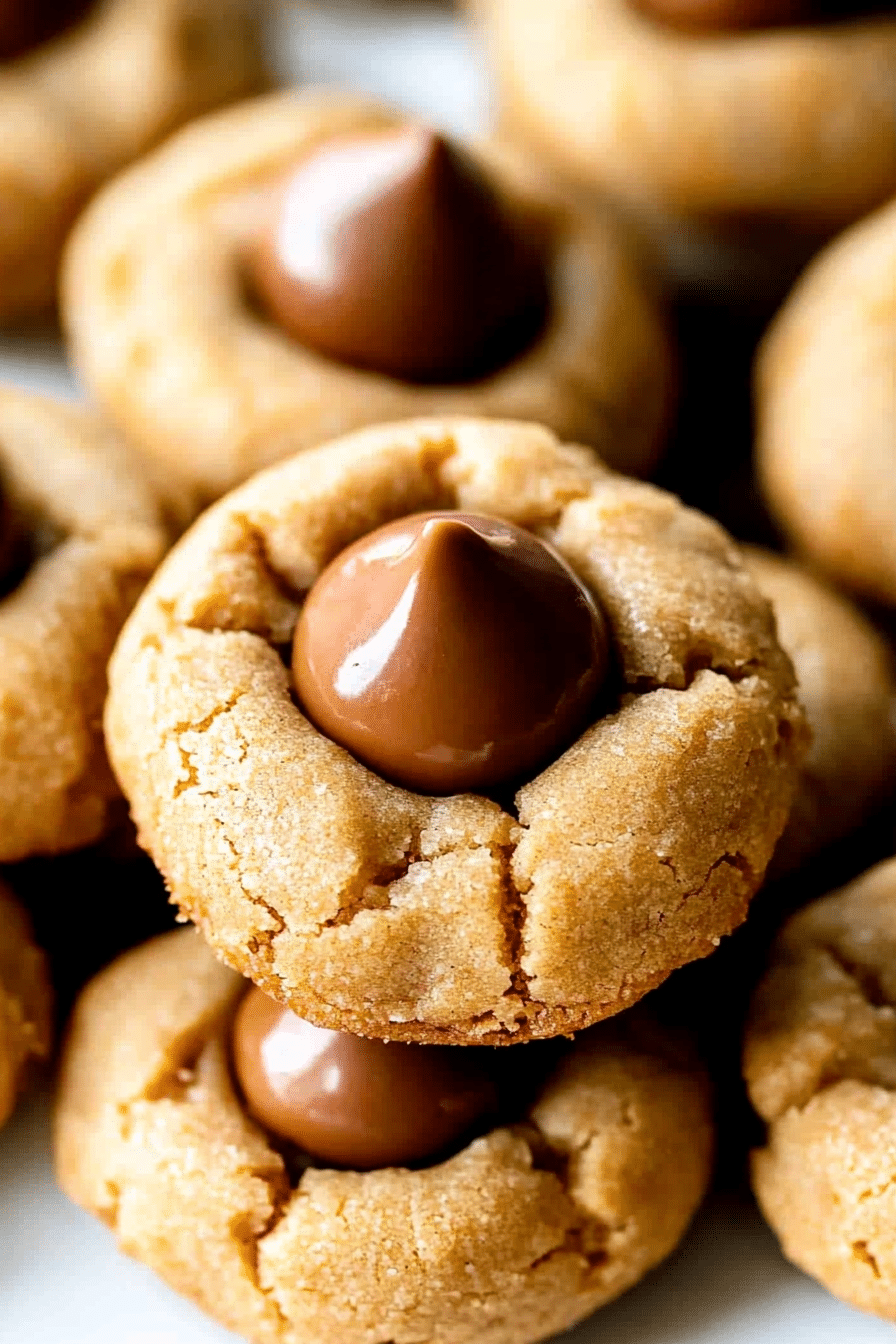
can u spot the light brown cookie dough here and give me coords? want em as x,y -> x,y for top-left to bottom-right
757,196 -> 896,606
0,0 -> 268,324
105,417 -> 804,1045
55,927 -> 714,1344
745,857 -> 896,1321
743,548 -> 896,874
476,0 -> 896,298
0,882 -> 51,1129
0,385 -> 167,860
62,88 -> 676,511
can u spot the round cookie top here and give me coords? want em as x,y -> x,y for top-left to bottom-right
105,417 -> 805,1045
479,0 -> 896,240
55,927 -> 714,1344
757,195 -> 896,608
63,88 -> 676,510
0,882 -> 51,1129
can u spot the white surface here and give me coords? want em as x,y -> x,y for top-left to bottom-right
1,3 -> 892,1341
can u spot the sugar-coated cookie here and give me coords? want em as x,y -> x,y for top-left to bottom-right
743,548 -> 896,874
757,196 -> 896,606
63,89 -> 676,511
55,927 -> 714,1344
0,386 -> 167,859
477,0 -> 896,298
745,857 -> 896,1321
105,417 -> 804,1045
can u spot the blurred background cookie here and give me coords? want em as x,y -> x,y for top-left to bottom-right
0,882 -> 51,1130
62,88 -> 676,511
757,196 -> 896,608
0,0 -> 269,324
476,0 -> 896,303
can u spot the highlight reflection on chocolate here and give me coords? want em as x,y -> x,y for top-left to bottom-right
249,126 -> 549,383
232,987 -> 500,1170
0,0 -> 88,60
292,511 -> 609,795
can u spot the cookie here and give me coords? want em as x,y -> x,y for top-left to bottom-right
745,856 -> 896,1321
0,385 -> 167,859
743,548 -> 896,874
476,0 -> 896,299
757,195 -> 896,606
0,882 -> 51,1129
105,417 -> 805,1045
55,926 -> 714,1344
0,0 -> 267,323
62,88 -> 676,511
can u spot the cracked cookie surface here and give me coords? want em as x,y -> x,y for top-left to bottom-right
0,882 -> 51,1129
743,548 -> 896,875
0,386 -> 168,859
55,927 -> 714,1344
0,0 -> 267,322
63,88 -> 675,512
757,196 -> 896,607
106,417 -> 804,1044
745,857 -> 896,1321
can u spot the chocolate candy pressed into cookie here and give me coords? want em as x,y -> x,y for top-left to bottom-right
105,416 -> 805,1045
55,927 -> 714,1344
62,89 -> 676,512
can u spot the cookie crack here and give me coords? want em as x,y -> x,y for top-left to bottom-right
171,690 -> 249,800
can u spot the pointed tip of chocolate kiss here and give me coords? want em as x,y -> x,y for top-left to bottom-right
249,122 -> 549,384
293,511 -> 609,795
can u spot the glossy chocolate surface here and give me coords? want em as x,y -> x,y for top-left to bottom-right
0,0 -> 88,60
632,0 -> 887,31
249,126 -> 549,383
292,511 -> 609,795
232,987 -> 501,1170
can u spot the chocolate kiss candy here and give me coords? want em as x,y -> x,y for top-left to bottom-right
232,987 -> 500,1170
632,0 -> 820,30
0,0 -> 87,60
249,125 -> 549,383
292,511 -> 609,794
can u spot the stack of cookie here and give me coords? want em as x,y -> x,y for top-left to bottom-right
3,0 -> 896,1338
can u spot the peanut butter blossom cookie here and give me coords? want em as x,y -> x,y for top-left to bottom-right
745,857 -> 896,1321
0,0 -> 267,323
0,385 -> 167,860
477,0 -> 896,296
743,548 -> 896,875
106,417 -> 804,1045
757,196 -> 896,607
0,882 -> 51,1130
62,89 -> 675,510
55,928 -> 714,1344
